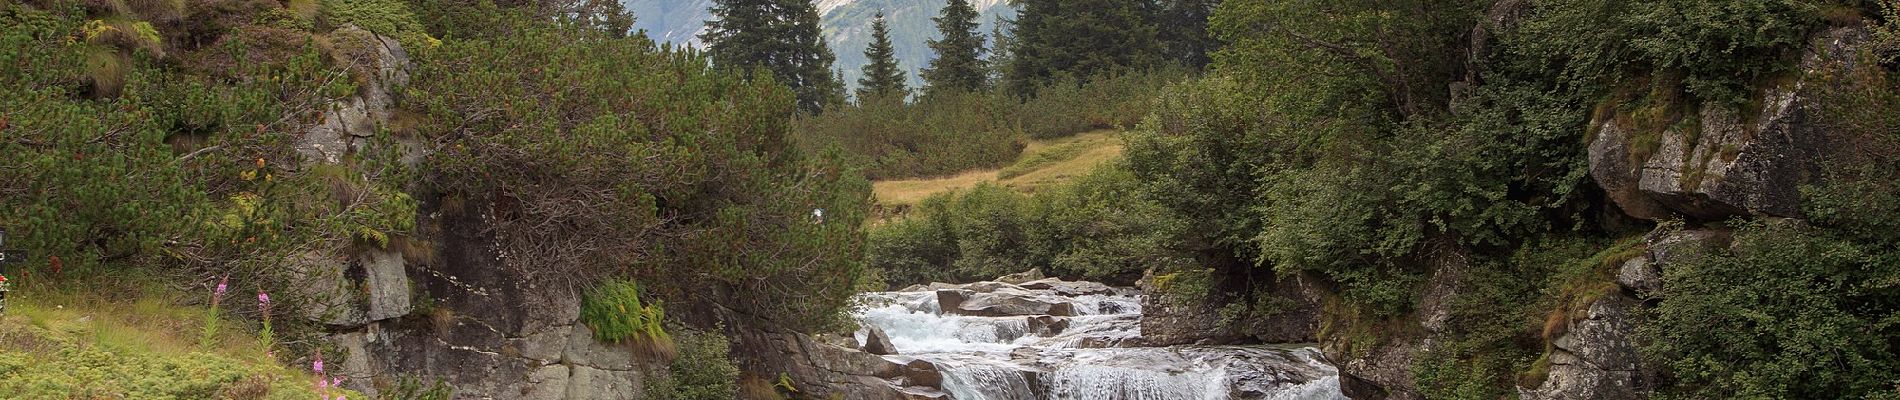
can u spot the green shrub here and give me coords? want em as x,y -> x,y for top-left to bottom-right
410,13 -> 869,332
1643,221 -> 1900,398
318,0 -> 435,50
865,164 -> 1184,286
642,329 -> 740,400
791,69 -> 1184,180
580,280 -> 668,345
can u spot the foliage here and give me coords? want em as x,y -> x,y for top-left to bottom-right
0,0 -> 414,348
1642,221 -> 1900,399
376,376 -> 455,400
1004,0 -> 1162,96
318,0 -> 436,50
0,290 -> 359,400
1640,30 -> 1900,398
580,280 -> 669,345
793,89 -> 1022,180
794,69 -> 1184,180
856,12 -> 909,101
411,12 -> 870,332
701,0 -> 843,113
865,164 -> 1186,286
642,329 -> 741,400
921,0 -> 989,95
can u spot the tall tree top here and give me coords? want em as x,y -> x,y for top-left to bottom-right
922,0 -> 989,95
858,12 -> 910,101
702,0 -> 843,113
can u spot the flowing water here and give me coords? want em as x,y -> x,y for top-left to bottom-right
851,285 -> 1348,400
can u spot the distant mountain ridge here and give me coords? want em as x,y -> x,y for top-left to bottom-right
626,0 -> 1015,94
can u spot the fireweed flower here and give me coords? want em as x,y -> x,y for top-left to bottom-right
214,276 -> 228,299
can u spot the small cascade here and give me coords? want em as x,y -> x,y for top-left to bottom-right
851,280 -> 1346,400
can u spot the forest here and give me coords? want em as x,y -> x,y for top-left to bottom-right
1,0 -> 1897,398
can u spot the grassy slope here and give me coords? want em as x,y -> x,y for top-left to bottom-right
872,130 -> 1124,206
0,285 -> 353,399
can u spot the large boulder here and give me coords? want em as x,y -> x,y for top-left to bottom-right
728,324 -> 944,400
1589,27 -> 1867,221
1518,295 -> 1648,400
1019,278 -> 1117,296
936,289 -> 1076,317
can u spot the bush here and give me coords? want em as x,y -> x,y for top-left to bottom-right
642,329 -> 741,400
1642,221 -> 1900,398
792,90 -> 1022,180
579,280 -> 668,346
410,13 -> 870,332
864,164 -> 1184,286
791,69 -> 1185,180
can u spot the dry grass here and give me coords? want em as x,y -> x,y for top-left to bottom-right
871,130 -> 1125,206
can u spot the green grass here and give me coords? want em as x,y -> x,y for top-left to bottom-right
872,130 -> 1125,207
0,285 -> 355,399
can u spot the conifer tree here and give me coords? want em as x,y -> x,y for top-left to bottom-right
1005,0 -> 1161,96
921,0 -> 988,95
857,12 -> 909,101
987,16 -> 1014,84
1157,0 -> 1218,69
703,0 -> 843,113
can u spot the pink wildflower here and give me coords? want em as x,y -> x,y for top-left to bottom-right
313,354 -> 324,374
214,276 -> 228,298
258,291 -> 270,305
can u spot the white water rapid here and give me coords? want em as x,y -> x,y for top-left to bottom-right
850,281 -> 1348,400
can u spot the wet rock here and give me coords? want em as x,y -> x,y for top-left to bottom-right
1589,27 -> 1866,221
1020,278 -> 1116,296
938,289 -> 1075,317
728,324 -> 933,400
862,325 -> 898,355
1026,316 -> 1069,337
899,359 -> 944,388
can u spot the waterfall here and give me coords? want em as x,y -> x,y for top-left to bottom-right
851,282 -> 1347,400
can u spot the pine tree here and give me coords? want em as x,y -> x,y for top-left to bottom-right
703,0 -> 843,113
1157,0 -> 1218,69
1005,0 -> 1161,96
987,16 -> 1014,84
857,12 -> 909,101
921,0 -> 989,95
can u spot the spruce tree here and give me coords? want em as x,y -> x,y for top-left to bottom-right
857,12 -> 909,101
921,0 -> 988,95
703,0 -> 843,113
1005,0 -> 1161,96
1157,0 -> 1218,69
987,16 -> 1014,84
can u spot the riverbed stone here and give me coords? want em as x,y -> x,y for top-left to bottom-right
862,325 -> 898,355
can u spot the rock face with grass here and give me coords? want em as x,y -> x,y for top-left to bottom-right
297,25 -> 412,164
1588,27 -> 1867,222
1519,228 -> 1729,400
